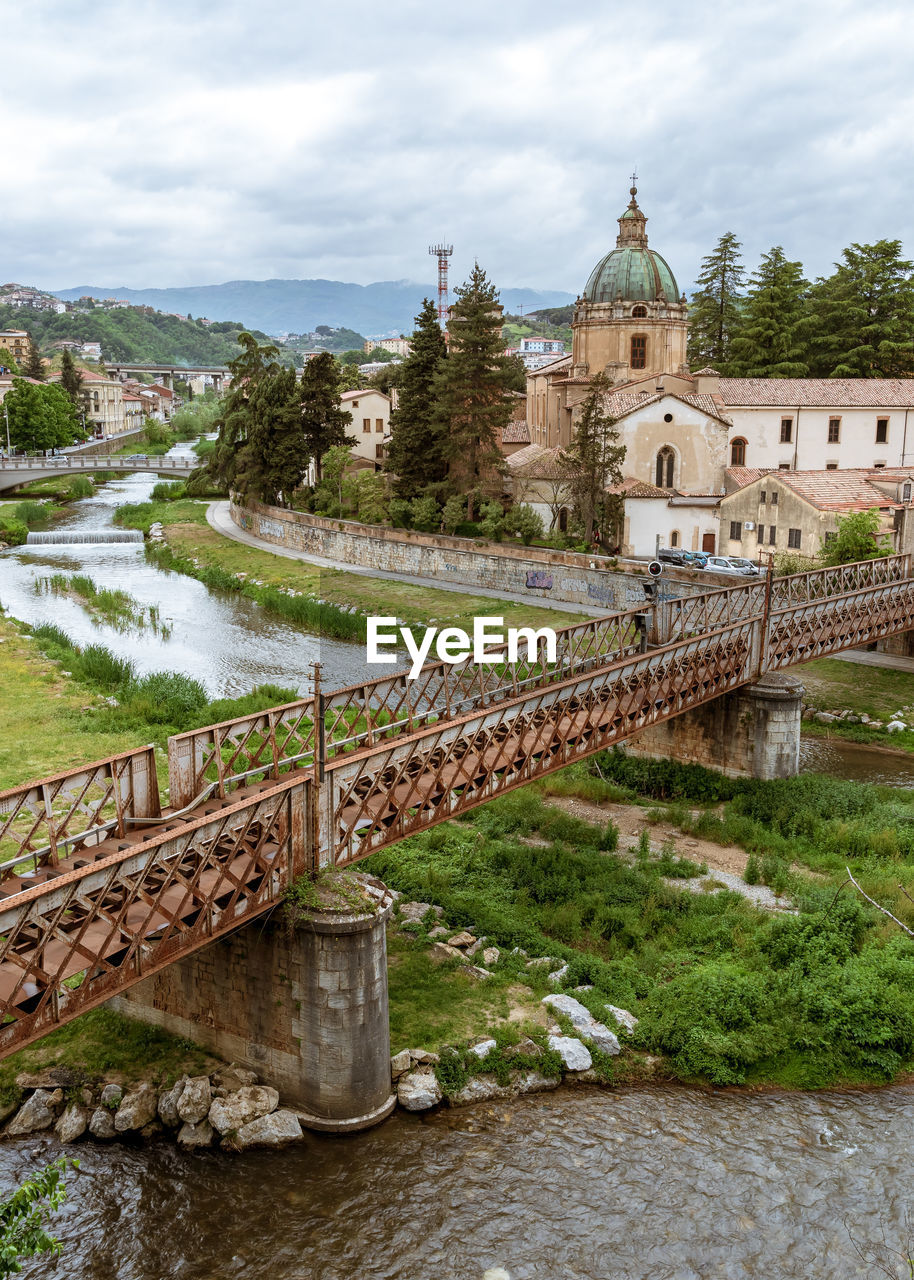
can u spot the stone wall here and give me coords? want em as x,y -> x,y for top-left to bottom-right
231,499 -> 722,613
626,673 -> 804,780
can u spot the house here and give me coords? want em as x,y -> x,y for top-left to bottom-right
363,337 -> 411,356
51,370 -> 126,439
342,388 -> 391,467
0,331 -> 32,367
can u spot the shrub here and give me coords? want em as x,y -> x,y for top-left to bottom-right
441,495 -> 465,535
478,500 -> 505,542
388,498 -> 412,529
74,644 -> 135,690
744,854 -> 761,885
66,476 -> 94,500
12,500 -> 50,530
151,481 -> 186,502
409,495 -> 440,532
505,504 -> 544,546
126,672 -> 208,723
0,517 -> 29,546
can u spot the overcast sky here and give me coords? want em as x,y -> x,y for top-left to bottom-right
3,0 -> 912,296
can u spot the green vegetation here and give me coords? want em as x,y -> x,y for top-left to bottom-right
820,507 -> 894,564
387,298 -> 448,497
2,379 -> 86,453
0,1158 -> 76,1277
800,656 -> 914,751
37,572 -> 171,636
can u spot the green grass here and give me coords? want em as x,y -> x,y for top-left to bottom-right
801,657 -> 914,751
37,572 -> 171,636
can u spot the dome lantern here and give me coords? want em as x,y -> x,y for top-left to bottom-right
582,184 -> 679,304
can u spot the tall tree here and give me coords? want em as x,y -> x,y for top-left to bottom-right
194,332 -> 281,494
298,352 -> 353,480
560,373 -> 626,545
730,247 -> 809,377
230,364 -> 303,505
804,240 -> 914,378
23,333 -> 45,381
59,348 -> 83,405
4,378 -> 84,452
431,264 -> 515,519
386,298 -> 448,497
687,232 -> 746,373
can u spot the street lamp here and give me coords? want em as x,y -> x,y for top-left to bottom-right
3,402 -> 9,457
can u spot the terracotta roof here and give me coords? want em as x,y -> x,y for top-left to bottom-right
725,467 -> 912,511
718,378 -> 914,408
726,466 -> 774,487
606,475 -> 669,498
505,444 -> 566,478
601,388 -> 732,427
692,366 -> 721,376
340,389 -> 389,402
502,421 -> 530,444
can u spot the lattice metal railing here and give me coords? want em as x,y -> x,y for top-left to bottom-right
664,581 -> 767,640
0,747 -> 161,879
766,579 -> 914,670
770,554 -> 910,608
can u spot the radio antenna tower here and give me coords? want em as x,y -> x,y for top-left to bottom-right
429,242 -> 453,329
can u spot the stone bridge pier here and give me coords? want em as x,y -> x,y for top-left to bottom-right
625,672 -> 805,780
111,871 -> 397,1133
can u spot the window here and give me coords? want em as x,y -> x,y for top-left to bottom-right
770,492 -> 778,505
828,417 -> 841,443
780,418 -> 793,443
873,461 -> 886,469
655,446 -> 674,488
756,526 -> 764,544
362,418 -> 371,433
760,490 -> 767,504
824,531 -> 837,544
376,419 -> 384,433
768,526 -> 777,545
558,507 -> 568,533
730,438 -> 746,466
904,483 -> 912,502
787,528 -> 801,549
670,530 -> 679,547
826,462 -> 838,470
375,443 -> 384,459
729,521 -> 742,541
876,418 -> 889,443
779,462 -> 791,470
631,335 -> 647,369
632,304 -> 647,318
351,399 -> 359,409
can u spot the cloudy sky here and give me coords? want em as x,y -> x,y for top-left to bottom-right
3,0 -> 912,296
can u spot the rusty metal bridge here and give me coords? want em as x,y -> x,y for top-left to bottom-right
1,554 -> 913,1058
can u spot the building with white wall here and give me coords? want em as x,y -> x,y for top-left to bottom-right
342,388 -> 391,467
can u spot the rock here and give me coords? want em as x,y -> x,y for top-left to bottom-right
54,1103 -> 88,1144
177,1119 -> 215,1149
548,964 -> 569,985
158,1078 -> 187,1127
513,1037 -> 542,1058
449,1074 -> 513,1106
397,1068 -> 442,1111
482,947 -> 501,967
100,1083 -> 123,1108
511,947 -> 528,958
465,936 -> 488,957
815,711 -> 837,723
548,1035 -> 593,1072
887,720 -> 907,733
88,1107 -> 117,1140
140,1120 -> 164,1141
513,1070 -> 560,1096
462,965 -> 493,981
398,901 -> 442,925
469,1039 -> 497,1059
226,1110 -> 303,1150
390,1049 -> 412,1078
211,1063 -> 258,1092
15,1068 -> 82,1091
7,1090 -> 59,1135
114,1083 -> 158,1133
208,1086 -> 279,1136
542,994 -> 621,1056
574,984 -> 594,993
447,931 -> 477,949
176,1076 -> 212,1125
845,714 -> 862,724
0,1099 -> 18,1126
430,942 -> 463,962
427,926 -> 450,940
409,1049 -> 440,1066
605,1004 -> 639,1034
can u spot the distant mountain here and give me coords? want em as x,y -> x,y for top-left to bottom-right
53,279 -> 576,338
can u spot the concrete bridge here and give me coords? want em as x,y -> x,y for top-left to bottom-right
1,554 -> 912,1129
0,453 -> 196,493
105,362 -> 229,391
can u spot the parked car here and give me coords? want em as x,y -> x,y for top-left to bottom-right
682,550 -> 709,569
657,547 -> 688,565
725,557 -> 764,576
702,555 -> 760,577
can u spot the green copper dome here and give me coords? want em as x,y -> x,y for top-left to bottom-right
582,184 -> 679,303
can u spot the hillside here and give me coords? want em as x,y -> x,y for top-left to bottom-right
0,303 -> 274,367
53,279 -> 576,337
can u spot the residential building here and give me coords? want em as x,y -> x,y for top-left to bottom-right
0,331 -> 32,366
341,388 -> 391,467
363,337 -> 411,356
57,371 -> 126,439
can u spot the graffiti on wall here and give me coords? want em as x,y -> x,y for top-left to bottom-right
258,516 -> 287,541
526,570 -> 554,590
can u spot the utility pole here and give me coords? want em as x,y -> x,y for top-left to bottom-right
3,402 -> 10,456
428,243 -> 453,332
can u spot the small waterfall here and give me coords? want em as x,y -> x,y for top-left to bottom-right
25,530 -> 144,545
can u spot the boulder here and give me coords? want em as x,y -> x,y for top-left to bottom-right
397,1068 -> 442,1112
100,1083 -> 123,1108
399,902 -> 442,925
176,1076 -> 212,1125
7,1089 -> 59,1135
177,1119 -> 215,1149
462,964 -> 493,981
605,1004 -> 639,1034
465,936 -> 488,957
55,1103 -> 89,1144
526,956 -> 558,970
158,1078 -> 187,1128
88,1107 -> 117,1140
887,720 -> 907,733
430,942 -> 463,962
226,1110 -> 303,1150
513,1037 -> 542,1059
114,1083 -> 159,1133
513,1070 -> 560,1096
390,1049 -> 412,1078
449,1075 -> 512,1106
547,964 -> 569,985
211,1063 -> 258,1092
482,947 -> 501,967
409,1049 -> 440,1066
542,994 -> 621,1056
427,926 -> 450,940
447,931 -> 476,949
815,711 -> 837,724
15,1068 -> 82,1091
548,1035 -> 593,1072
208,1086 -> 279,1136
469,1039 -> 497,1059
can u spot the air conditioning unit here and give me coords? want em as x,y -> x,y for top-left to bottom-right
744,521 -> 755,531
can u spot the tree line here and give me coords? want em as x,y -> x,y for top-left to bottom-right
687,236 -> 914,378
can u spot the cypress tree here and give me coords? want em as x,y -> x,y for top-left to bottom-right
431,263 -> 514,519
804,240 -> 914,378
298,352 -> 353,481
730,247 -> 809,377
559,373 -> 626,546
23,333 -> 45,381
59,348 -> 83,405
687,232 -> 745,373
386,298 -> 448,497
195,332 -> 281,494
233,364 -> 302,505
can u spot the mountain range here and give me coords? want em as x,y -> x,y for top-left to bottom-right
53,279 -> 576,338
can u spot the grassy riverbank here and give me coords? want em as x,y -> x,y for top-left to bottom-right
800,657 -> 914,752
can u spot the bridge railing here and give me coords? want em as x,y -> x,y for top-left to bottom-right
0,455 -> 191,471
0,746 -> 161,879
770,554 -> 910,607
663,580 -> 767,640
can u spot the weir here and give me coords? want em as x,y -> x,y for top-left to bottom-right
25,529 -> 145,545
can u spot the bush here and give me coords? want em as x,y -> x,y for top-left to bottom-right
409,495 -> 440,532
441,495 -> 465,535
12,500 -> 50,530
388,498 -> 412,529
505,504 -> 544,546
143,421 -> 172,446
478,500 -> 505,542
151,481 -> 186,502
125,672 -> 208,723
0,517 -> 29,546
74,644 -> 135,690
66,476 -> 94,500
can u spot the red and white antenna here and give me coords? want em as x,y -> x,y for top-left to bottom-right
429,242 -> 453,329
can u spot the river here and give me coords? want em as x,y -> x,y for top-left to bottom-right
1,467 -> 913,1277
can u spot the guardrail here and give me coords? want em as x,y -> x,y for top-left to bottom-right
769,554 -> 910,607
0,454 -> 193,471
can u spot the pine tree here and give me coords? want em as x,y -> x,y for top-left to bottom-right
729,247 -> 809,376
386,298 -> 448,497
232,365 -> 303,505
59,349 -> 83,405
23,333 -> 45,381
195,332 -> 281,494
804,240 -> 914,378
299,352 -> 354,480
687,232 -> 746,373
431,264 -> 515,519
560,373 -> 626,545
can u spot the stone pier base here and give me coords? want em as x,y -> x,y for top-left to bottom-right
625,672 -> 805,780
110,871 -> 397,1133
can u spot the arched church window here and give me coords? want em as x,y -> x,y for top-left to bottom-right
655,446 -> 675,489
671,530 -> 679,547
631,335 -> 647,369
632,304 -> 648,318
730,438 -> 747,467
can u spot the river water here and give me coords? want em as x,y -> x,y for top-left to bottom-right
2,466 -> 913,1277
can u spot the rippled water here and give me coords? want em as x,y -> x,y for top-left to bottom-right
800,735 -> 914,789
1,1085 -> 911,1279
0,455 -> 370,696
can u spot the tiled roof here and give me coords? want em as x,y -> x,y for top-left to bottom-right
726,466 -> 774,487
606,475 -> 669,498
505,444 -> 566,478
340,389 -> 389,402
726,467 -> 912,511
502,421 -> 530,444
718,378 -> 914,408
602,388 -> 732,426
